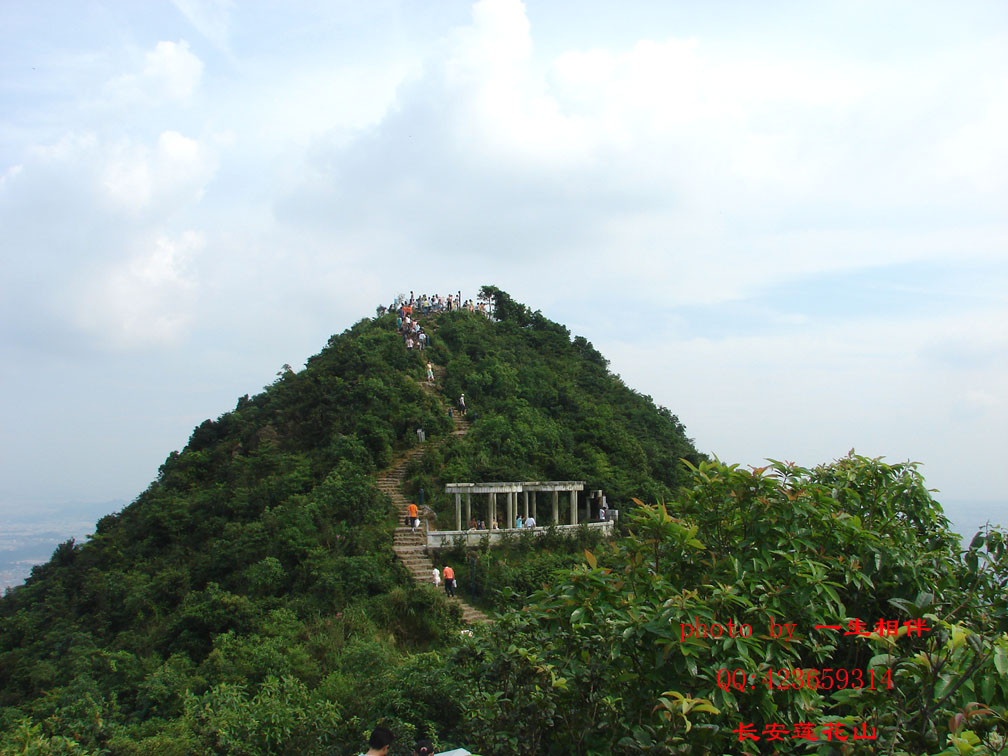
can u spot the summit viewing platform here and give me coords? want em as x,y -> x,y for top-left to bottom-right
426,480 -> 616,548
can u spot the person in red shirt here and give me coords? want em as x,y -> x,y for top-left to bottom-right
442,564 -> 455,597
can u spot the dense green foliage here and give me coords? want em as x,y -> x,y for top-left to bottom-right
0,290 -> 703,754
0,315 -> 461,754
2,289 -> 1003,755
448,456 -> 1008,755
408,285 -> 703,528
433,525 -> 608,614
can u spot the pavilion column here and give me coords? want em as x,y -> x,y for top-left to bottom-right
465,493 -> 471,526
523,490 -> 529,519
506,492 -> 514,530
552,490 -> 559,525
570,490 -> 577,525
531,491 -> 537,519
455,493 -> 462,531
489,493 -> 494,528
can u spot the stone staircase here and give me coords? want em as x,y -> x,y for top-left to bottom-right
377,380 -> 488,624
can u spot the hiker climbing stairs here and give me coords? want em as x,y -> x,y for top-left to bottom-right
377,375 -> 487,624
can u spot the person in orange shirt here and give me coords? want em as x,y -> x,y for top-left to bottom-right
407,502 -> 418,532
442,564 -> 455,597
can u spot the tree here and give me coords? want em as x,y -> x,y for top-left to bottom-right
453,455 -> 1008,755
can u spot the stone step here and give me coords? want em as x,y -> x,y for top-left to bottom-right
367,373 -> 488,625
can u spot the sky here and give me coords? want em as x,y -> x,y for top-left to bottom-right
1,0 -> 1006,538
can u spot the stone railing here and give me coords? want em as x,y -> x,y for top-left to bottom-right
426,518 -> 615,549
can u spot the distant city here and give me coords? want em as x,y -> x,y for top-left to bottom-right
1,501 -> 124,592
1,499 -> 1005,592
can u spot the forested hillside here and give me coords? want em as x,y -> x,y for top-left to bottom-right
406,286 -> 701,527
0,287 -> 706,754
2,288 -> 1005,755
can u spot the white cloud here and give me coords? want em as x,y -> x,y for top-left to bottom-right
171,0 -> 233,52
601,302 -> 1008,501
936,83 -> 1008,194
441,0 -> 593,164
101,142 -> 152,211
71,231 -> 205,349
145,40 -> 204,100
100,130 -> 215,214
287,0 -> 1006,303
6,129 -> 214,219
0,127 -> 217,356
106,40 -> 203,105
3,0 -> 1008,513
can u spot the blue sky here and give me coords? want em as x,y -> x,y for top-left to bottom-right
1,1 -> 1006,532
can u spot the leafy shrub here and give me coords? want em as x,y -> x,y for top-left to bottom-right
183,676 -> 342,756
451,455 -> 1008,754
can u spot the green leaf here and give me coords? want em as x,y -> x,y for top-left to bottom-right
982,673 -> 995,702
994,644 -> 1008,676
868,653 -> 893,669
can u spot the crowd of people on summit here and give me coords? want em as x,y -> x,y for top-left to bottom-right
376,289 -> 494,350
379,290 -> 491,345
380,290 -> 490,318
391,298 -> 429,351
